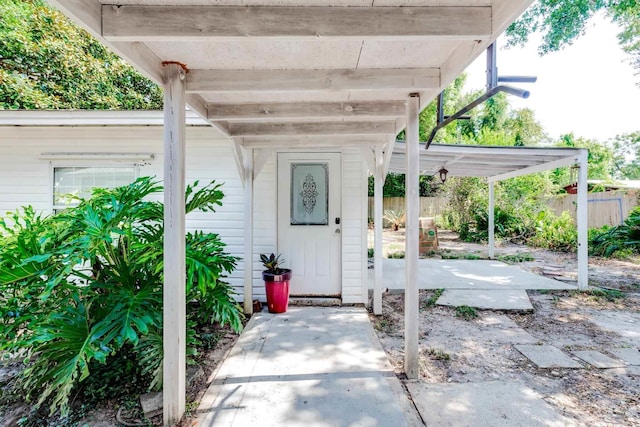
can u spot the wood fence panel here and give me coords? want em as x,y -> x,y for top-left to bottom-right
370,191 -> 638,229
548,190 -> 638,228
368,196 -> 450,224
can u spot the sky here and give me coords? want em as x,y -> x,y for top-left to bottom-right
464,15 -> 640,142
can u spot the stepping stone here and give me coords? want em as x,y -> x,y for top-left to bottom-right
140,392 -> 163,418
515,344 -> 583,368
406,381 -> 576,427
436,289 -> 533,311
608,348 -> 640,366
571,350 -> 626,368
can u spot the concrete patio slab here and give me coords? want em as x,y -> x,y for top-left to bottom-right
194,307 -> 421,427
436,289 -> 533,311
608,348 -> 640,366
406,381 -> 576,427
515,345 -> 583,369
571,350 -> 626,368
368,259 -> 576,291
589,310 -> 640,346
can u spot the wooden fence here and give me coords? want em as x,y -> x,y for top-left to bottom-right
548,190 -> 638,228
367,196 -> 449,224
369,190 -> 638,228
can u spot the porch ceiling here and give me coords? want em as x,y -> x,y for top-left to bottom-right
46,0 -> 535,149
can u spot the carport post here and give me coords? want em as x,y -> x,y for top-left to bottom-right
577,150 -> 588,290
488,181 -> 495,258
243,148 -> 254,314
405,94 -> 420,379
373,145 -> 384,315
162,62 -> 187,425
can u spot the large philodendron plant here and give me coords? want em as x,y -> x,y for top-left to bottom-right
0,177 -> 243,416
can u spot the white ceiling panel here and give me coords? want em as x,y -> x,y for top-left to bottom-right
358,40 -> 461,68
202,92 -> 352,104
146,40 -> 363,70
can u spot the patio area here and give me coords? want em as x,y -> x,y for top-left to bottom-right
368,258 -> 576,291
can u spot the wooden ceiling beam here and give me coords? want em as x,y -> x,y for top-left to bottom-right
227,121 -> 397,137
187,68 -> 439,93
206,101 -> 407,121
102,6 -> 492,41
240,135 -> 389,148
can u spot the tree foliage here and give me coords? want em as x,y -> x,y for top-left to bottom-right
506,0 -> 640,78
0,178 -> 242,417
0,0 -> 162,109
610,131 -> 640,179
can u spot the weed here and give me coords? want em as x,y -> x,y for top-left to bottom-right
200,331 -> 223,350
455,305 -> 478,320
426,348 -> 451,361
497,253 -> 535,263
441,251 -> 486,260
585,288 -> 625,302
388,251 -> 405,259
424,289 -> 444,308
374,319 -> 389,331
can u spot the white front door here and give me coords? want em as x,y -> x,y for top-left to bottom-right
277,152 -> 342,296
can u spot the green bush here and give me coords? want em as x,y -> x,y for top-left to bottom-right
590,207 -> 640,257
0,177 -> 242,416
527,210 -> 577,252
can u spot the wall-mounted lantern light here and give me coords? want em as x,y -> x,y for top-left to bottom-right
438,167 -> 449,183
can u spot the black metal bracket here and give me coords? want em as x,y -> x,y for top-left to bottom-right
425,43 -> 537,149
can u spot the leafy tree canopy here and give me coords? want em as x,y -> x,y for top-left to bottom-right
506,0 -> 640,78
554,133 -> 616,180
0,0 -> 162,109
609,131 -> 640,179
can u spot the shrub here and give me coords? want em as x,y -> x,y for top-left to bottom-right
0,177 -> 242,416
590,207 -> 640,257
383,209 -> 405,231
527,210 -> 577,252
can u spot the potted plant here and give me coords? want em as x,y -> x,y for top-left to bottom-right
260,253 -> 292,313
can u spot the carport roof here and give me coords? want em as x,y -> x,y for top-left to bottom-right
389,142 -> 586,181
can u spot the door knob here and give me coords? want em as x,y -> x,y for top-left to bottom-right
335,228 -> 341,234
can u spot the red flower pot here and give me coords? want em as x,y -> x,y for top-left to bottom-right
262,269 -> 292,313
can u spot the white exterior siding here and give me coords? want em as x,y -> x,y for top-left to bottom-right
0,126 -> 368,304
340,149 -> 368,304
251,154 -> 277,300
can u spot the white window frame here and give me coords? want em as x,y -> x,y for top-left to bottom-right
49,161 -> 141,212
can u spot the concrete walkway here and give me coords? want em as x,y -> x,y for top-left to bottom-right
194,307 -> 421,427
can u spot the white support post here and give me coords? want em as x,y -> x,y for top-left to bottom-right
243,148 -> 254,315
373,146 -> 384,315
488,181 -> 495,259
162,62 -> 187,426
576,150 -> 589,290
405,94 -> 420,379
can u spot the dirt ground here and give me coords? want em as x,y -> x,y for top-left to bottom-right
370,229 -> 640,426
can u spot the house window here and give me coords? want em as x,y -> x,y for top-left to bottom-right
53,166 -> 137,211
